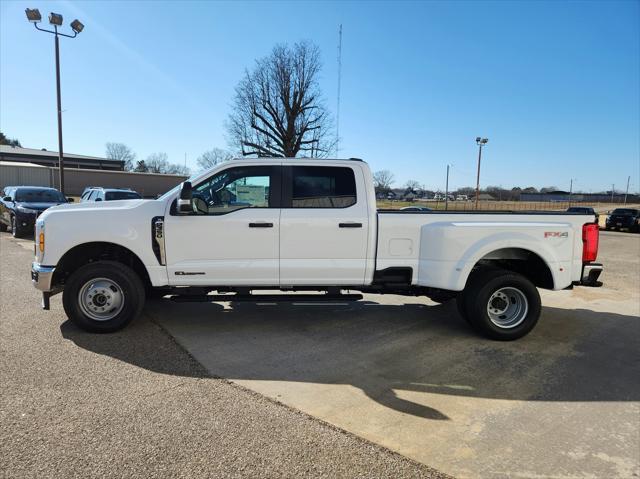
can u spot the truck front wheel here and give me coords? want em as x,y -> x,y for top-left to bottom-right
63,261 -> 145,333
460,269 -> 541,340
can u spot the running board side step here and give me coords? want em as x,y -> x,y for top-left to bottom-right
168,293 -> 363,303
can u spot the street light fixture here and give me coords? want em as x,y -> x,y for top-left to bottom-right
70,19 -> 84,34
25,8 -> 84,195
25,8 -> 41,22
48,12 -> 63,26
474,137 -> 488,210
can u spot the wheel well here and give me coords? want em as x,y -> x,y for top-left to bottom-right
52,242 -> 151,289
475,248 -> 554,289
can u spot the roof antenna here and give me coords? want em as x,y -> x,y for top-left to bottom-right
336,24 -> 342,158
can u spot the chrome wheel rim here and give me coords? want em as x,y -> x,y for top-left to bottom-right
78,277 -> 125,321
487,287 -> 528,329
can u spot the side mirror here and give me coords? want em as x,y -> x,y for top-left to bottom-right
177,181 -> 193,214
67,197 -> 74,203
3,196 -> 12,202
95,198 -> 103,202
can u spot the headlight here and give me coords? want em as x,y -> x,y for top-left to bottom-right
17,206 -> 37,214
35,219 -> 45,260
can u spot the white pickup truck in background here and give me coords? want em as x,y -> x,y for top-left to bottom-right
31,158 -> 603,340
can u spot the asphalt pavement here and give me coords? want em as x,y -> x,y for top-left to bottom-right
0,233 -> 446,478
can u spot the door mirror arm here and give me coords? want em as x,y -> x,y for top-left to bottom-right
177,181 -> 193,214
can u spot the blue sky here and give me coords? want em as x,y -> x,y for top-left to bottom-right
1,0 -> 638,192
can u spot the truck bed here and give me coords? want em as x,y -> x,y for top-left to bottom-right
375,210 -> 596,291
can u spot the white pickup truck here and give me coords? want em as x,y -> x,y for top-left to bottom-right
31,158 -> 603,340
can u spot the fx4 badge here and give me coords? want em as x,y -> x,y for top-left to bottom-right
544,231 -> 568,238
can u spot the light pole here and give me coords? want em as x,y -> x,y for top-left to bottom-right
568,178 -> 576,206
25,8 -> 84,195
474,137 -> 488,210
624,175 -> 630,204
445,164 -> 450,211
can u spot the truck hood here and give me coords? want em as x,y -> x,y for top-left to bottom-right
39,199 -> 161,222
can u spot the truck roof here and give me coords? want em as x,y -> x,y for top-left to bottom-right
229,157 -> 364,163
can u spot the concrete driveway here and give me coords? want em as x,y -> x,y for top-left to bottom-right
146,231 -> 640,478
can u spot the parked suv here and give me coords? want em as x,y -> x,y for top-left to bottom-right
606,208 -> 640,232
0,186 -> 69,237
81,187 -> 142,202
567,206 -> 599,223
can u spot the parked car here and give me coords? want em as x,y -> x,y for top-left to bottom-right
400,206 -> 432,212
567,206 -> 599,223
0,186 -> 69,237
81,187 -> 143,202
32,158 -> 603,340
605,208 -> 640,232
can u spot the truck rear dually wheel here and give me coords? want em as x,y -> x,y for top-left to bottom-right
460,268 -> 541,340
63,261 -> 145,333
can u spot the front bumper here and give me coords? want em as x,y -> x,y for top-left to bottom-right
606,219 -> 634,229
16,211 -> 39,230
31,262 -> 55,292
580,262 -> 603,287
31,262 -> 58,310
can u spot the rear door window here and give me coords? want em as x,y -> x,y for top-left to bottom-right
288,166 -> 357,208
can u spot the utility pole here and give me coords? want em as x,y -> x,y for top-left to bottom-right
611,184 -> 615,204
569,178 -> 573,207
445,164 -> 450,211
474,137 -> 488,210
624,175 -> 630,204
335,24 -> 342,157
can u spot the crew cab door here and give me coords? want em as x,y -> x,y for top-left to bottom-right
163,165 -> 281,286
279,164 -> 369,286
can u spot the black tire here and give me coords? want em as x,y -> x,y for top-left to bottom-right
0,221 -> 6,232
460,268 -> 541,341
63,260 -> 146,333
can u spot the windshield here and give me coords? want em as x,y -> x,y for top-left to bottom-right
15,188 -> 65,203
105,191 -> 142,201
611,209 -> 637,216
567,207 -> 590,213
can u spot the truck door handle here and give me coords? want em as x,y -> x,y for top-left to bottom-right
339,222 -> 362,228
249,222 -> 273,228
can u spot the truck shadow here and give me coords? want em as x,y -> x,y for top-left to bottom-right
61,299 -> 640,420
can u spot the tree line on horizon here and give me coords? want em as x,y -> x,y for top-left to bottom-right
372,169 -> 625,198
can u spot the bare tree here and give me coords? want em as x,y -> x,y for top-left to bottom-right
105,142 -> 136,171
373,170 -> 394,192
227,41 -> 334,158
133,160 -> 148,173
145,152 -> 190,176
197,148 -> 233,171
405,180 -> 421,192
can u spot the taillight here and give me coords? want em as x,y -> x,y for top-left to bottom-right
582,223 -> 599,262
